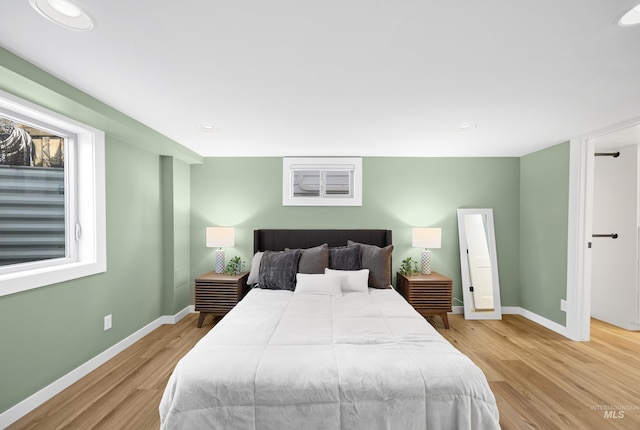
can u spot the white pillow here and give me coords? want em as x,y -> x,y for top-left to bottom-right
247,252 -> 263,285
295,273 -> 342,296
324,268 -> 370,293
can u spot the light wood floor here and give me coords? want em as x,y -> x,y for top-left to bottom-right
435,315 -> 640,430
8,313 -> 640,429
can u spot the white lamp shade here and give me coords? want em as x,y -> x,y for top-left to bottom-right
412,227 -> 441,249
206,227 -> 235,248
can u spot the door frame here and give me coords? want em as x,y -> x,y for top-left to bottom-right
567,116 -> 640,341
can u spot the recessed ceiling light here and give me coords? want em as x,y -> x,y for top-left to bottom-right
456,123 -> 478,132
28,0 -> 94,31
620,4 -> 640,26
198,124 -> 219,133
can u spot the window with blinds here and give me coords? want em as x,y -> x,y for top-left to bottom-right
0,118 -> 67,266
0,90 -> 106,297
283,157 -> 362,206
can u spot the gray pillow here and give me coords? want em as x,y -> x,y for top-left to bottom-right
329,244 -> 361,271
247,252 -> 263,285
348,240 -> 393,289
287,243 -> 329,274
258,249 -> 301,291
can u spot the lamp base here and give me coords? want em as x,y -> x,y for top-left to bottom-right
421,249 -> 432,274
215,249 -> 225,273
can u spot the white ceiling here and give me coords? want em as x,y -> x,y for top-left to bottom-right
1,0 -> 640,157
592,124 -> 640,150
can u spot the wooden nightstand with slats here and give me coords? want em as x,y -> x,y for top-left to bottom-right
194,271 -> 249,327
396,272 -> 453,329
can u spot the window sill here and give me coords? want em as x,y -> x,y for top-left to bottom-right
0,258 -> 106,297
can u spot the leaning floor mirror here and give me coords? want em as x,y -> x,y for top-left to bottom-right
457,208 -> 502,320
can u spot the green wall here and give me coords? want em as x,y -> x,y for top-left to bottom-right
161,156 -> 192,314
0,48 -> 195,414
0,136 -> 167,413
190,157 -> 521,307
0,43 -> 573,418
519,142 -> 570,325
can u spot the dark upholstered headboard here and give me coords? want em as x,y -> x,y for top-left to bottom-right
254,229 -> 392,254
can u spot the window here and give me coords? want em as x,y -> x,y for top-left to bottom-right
0,90 -> 106,297
0,118 -> 67,266
283,157 -> 362,206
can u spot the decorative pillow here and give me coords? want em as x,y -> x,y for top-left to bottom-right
247,251 -> 263,285
258,249 -> 302,291
286,243 -> 329,274
348,240 -> 393,289
328,244 -> 361,271
294,273 -> 342,296
325,268 -> 370,293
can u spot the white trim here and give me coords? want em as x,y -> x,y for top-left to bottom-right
0,89 -> 106,297
566,138 -> 594,341
501,306 -> 522,315
162,305 -> 195,324
452,306 -> 535,316
452,305 -> 464,314
567,116 -> 640,341
517,308 -> 568,337
450,306 -> 567,337
627,321 -> 640,331
456,208 -> 502,321
282,157 -> 363,206
0,306 -> 194,429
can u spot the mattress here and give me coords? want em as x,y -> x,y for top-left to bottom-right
159,287 -> 500,429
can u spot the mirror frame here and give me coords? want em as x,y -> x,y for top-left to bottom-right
457,208 -> 502,320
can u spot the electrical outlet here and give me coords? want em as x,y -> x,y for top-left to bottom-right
560,300 -> 567,312
104,314 -> 112,331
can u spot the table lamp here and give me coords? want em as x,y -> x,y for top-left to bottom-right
206,227 -> 235,273
412,227 -> 441,274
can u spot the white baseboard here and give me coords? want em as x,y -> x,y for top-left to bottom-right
517,307 -> 568,337
451,305 -> 523,315
449,306 -> 568,337
160,305 -> 195,324
0,306 -> 194,429
627,322 -> 640,331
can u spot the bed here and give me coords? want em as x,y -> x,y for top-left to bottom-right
160,229 -> 500,429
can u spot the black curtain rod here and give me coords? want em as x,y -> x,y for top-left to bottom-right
594,152 -> 620,158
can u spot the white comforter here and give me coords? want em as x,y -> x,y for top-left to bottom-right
160,288 -> 500,429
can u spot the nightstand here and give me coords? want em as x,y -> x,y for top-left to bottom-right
194,271 -> 249,327
396,272 -> 453,329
